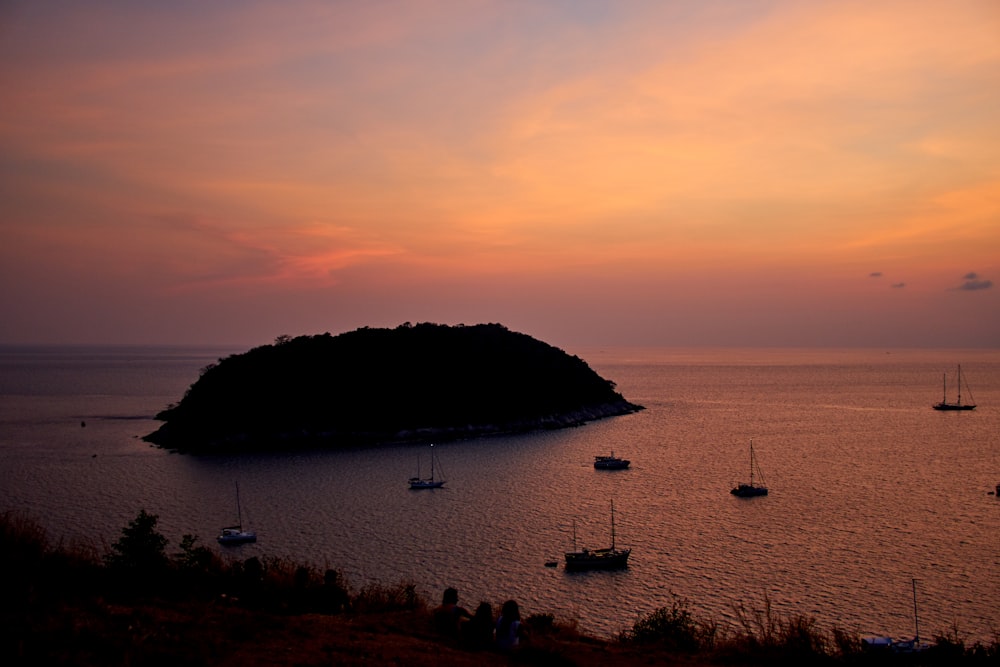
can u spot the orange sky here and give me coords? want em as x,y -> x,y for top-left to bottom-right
1,0 -> 998,347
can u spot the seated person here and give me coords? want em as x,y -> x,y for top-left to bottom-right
432,587 -> 471,637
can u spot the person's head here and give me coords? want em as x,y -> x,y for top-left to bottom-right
500,599 -> 520,621
474,602 -> 492,619
442,587 -> 459,605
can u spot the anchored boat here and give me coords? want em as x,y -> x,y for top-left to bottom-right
218,481 -> 257,545
932,364 -> 976,411
564,501 -> 631,570
409,444 -> 446,489
731,439 -> 768,497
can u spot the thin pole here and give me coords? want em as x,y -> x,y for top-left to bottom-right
235,481 -> 243,531
912,578 -> 920,644
610,500 -> 616,550
956,365 -> 962,405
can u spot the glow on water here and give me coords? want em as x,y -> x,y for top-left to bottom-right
1,345 -> 998,641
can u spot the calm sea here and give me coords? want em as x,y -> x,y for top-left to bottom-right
1,344 -> 998,642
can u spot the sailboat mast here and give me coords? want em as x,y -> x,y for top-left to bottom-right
430,444 -> 435,481
610,500 -> 617,550
235,481 -> 243,531
956,365 -> 962,406
749,440 -> 754,486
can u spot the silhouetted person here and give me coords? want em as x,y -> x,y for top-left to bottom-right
320,568 -> 350,613
495,599 -> 527,651
462,601 -> 494,650
433,587 -> 471,638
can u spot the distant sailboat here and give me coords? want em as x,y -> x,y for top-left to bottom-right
408,444 -> 445,489
932,365 -> 976,411
731,439 -> 768,497
218,481 -> 257,545
564,500 -> 631,570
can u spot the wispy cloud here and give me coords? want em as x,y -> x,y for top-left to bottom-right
953,272 -> 993,291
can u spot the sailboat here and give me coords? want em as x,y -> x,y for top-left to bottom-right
731,439 -> 768,497
932,364 -> 976,411
564,500 -> 631,570
862,578 -> 929,653
408,444 -> 445,489
217,481 -> 257,545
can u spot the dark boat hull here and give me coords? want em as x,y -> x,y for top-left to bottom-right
594,460 -> 630,469
932,403 -> 975,411
594,453 -> 630,469
409,479 -> 445,489
564,548 -> 630,570
731,484 -> 768,497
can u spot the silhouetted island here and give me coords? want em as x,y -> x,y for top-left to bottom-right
144,323 -> 643,453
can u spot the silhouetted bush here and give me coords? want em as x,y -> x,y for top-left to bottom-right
104,509 -> 169,575
620,594 -> 716,652
352,581 -> 421,613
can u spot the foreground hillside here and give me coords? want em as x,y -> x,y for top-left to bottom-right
4,510 -> 995,666
145,322 -> 642,453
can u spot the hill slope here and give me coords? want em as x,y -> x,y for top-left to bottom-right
144,323 -> 642,453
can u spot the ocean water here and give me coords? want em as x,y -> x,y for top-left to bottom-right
1,344 -> 998,642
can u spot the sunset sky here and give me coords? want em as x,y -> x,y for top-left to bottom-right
2,0 -> 998,348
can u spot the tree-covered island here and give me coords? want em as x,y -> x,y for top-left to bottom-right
144,322 -> 643,453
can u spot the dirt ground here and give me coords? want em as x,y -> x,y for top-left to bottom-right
15,598 -> 708,666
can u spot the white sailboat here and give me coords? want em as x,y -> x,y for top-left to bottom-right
862,578 -> 929,653
218,481 -> 257,545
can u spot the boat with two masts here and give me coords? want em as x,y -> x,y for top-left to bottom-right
731,439 -> 768,497
564,501 -> 630,570
932,364 -> 976,411
408,444 -> 446,489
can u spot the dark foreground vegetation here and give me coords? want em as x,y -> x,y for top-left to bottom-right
145,322 -> 643,453
4,510 -> 996,666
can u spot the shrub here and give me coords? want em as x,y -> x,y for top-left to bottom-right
352,581 -> 420,613
103,509 -> 168,574
620,594 -> 715,652
174,533 -> 216,574
526,612 -> 554,633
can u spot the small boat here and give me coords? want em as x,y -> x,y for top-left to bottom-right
862,578 -> 929,653
593,451 -> 630,470
408,444 -> 445,489
218,481 -> 257,545
564,501 -> 631,570
731,439 -> 768,497
932,364 -> 976,411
